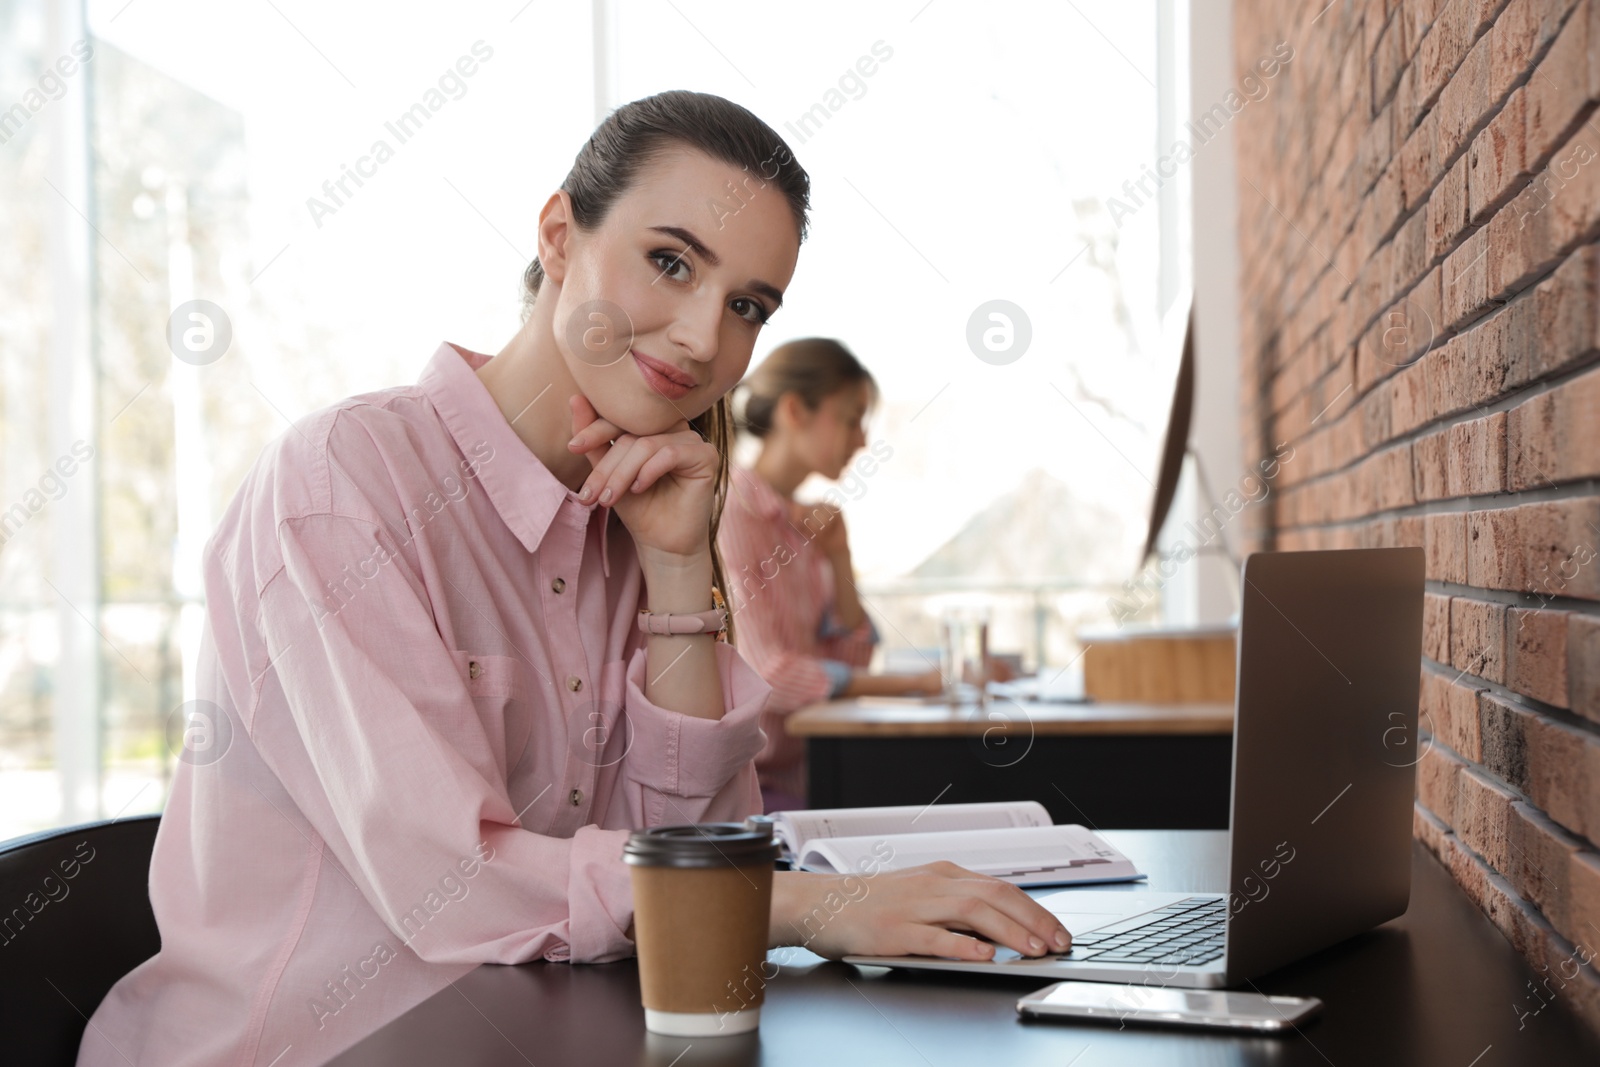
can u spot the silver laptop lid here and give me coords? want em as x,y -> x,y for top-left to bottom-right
1224,547 -> 1424,983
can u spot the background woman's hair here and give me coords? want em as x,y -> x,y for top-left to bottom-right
736,337 -> 877,439
523,90 -> 810,640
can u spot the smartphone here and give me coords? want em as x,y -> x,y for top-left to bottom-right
1017,981 -> 1322,1032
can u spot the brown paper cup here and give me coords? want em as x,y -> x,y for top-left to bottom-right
625,818 -> 777,1036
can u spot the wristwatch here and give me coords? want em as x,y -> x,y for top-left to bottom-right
636,586 -> 729,642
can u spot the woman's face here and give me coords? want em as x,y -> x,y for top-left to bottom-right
791,380 -> 872,480
541,146 -> 801,436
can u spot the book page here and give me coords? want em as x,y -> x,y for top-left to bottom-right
771,800 -> 1051,856
797,825 -> 1142,887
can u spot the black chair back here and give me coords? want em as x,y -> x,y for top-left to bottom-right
0,815 -> 162,1066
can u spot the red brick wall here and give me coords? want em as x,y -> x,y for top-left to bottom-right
1232,0 -> 1600,1033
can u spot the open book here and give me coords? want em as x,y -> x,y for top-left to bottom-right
770,801 -> 1144,888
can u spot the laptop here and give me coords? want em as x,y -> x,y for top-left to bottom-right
844,547 -> 1425,989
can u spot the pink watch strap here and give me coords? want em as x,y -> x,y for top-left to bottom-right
636,605 -> 727,636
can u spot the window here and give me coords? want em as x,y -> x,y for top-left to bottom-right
613,1 -> 1188,667
1,0 -> 1187,838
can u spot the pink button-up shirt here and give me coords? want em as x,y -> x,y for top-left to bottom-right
717,466 -> 878,804
78,342 -> 770,1067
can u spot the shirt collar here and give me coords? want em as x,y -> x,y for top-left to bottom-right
419,341 -> 611,567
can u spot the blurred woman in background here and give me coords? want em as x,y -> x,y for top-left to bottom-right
720,338 -> 943,813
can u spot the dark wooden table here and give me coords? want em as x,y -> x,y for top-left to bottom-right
789,698 -> 1235,829
328,830 -> 1600,1066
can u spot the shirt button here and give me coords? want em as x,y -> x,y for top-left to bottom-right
570,788 -> 583,806
567,676 -> 583,692
551,577 -> 566,594
468,660 -> 481,680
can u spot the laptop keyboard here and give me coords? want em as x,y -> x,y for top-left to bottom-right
1063,896 -> 1227,967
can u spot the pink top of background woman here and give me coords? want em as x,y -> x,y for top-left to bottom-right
718,340 -> 948,811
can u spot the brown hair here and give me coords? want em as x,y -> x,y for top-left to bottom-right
522,91 -> 811,640
736,338 -> 877,439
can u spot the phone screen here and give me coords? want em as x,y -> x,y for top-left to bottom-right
1031,983 -> 1310,1022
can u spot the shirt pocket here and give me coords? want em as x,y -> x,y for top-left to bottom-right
449,651 -> 535,786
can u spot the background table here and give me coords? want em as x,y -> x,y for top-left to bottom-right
328,830 -> 1600,1066
788,698 -> 1235,828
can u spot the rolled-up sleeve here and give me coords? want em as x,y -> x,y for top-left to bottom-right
621,642 -> 769,803
565,645 -> 769,961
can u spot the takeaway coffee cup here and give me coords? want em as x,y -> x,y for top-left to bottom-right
624,817 -> 779,1036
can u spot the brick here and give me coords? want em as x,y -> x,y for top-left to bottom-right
1507,607 -> 1571,705
1465,294 -> 1531,406
1363,6 -> 1389,77
1508,384 -> 1561,488
1463,0 -> 1515,40
1375,442 -> 1418,509
1417,0 -> 1478,114
1422,663 -> 1453,732
1534,125 -> 1600,259
1506,801 -> 1585,931
1523,0 -> 1599,166
1491,0 -> 1585,107
1516,497 -> 1600,598
1428,510 -> 1471,581
1368,303 -> 1421,380
1463,500 -> 1600,596
1374,12 -> 1410,110
1357,102 -> 1397,200
1438,29 -> 1494,163
1425,336 -> 1468,417
1485,172 -> 1543,296
1443,225 -> 1491,327
1393,361 -> 1434,435
1508,366 -> 1600,489
1415,801 -> 1453,856
1403,0 -> 1450,69
1340,21 -> 1372,118
1392,205 -> 1431,293
1569,613 -> 1600,723
1429,151 -> 1475,263
1418,740 -> 1469,826
1452,596 -> 1508,681
1362,382 -> 1394,448
1442,831 -> 1600,1029
1398,513 -> 1425,548
1414,429 -> 1453,499
1413,263 -> 1445,353
1401,106 -> 1443,209
1468,86 -> 1528,222
1527,243 -> 1599,386
1372,161 -> 1407,255
1524,711 -> 1600,839
1456,766 -> 1521,866
1571,849 -> 1600,951
1396,36 -> 1425,127
1456,675 -> 1489,758
1479,691 -> 1535,792
1468,505 -> 1524,587
1425,591 -> 1453,660
1446,409 -> 1508,494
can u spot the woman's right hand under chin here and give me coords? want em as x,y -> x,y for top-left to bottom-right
567,393 -> 719,566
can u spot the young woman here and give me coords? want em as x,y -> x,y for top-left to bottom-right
719,340 -> 949,812
79,92 -> 1069,1067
